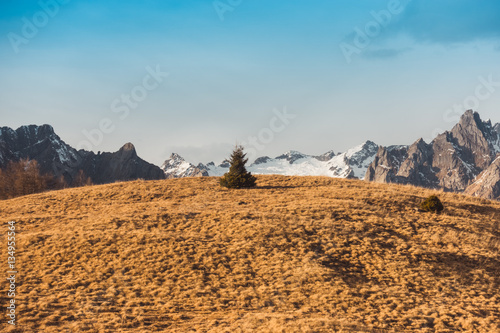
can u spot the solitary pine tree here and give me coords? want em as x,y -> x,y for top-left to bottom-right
220,145 -> 257,189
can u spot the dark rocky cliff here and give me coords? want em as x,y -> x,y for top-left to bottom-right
0,125 -> 165,184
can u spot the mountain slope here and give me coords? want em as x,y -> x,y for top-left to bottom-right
79,143 -> 166,184
0,125 -> 165,184
1,176 -> 499,332
0,124 -> 81,180
465,156 -> 500,200
366,110 -> 500,199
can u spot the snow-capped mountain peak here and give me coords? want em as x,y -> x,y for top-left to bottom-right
163,152 -> 184,164
326,140 -> 379,179
161,141 -> 379,180
161,153 -> 208,178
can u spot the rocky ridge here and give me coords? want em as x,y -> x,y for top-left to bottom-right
0,125 -> 165,184
366,110 -> 500,199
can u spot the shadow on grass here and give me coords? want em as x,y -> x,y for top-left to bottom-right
250,185 -> 300,190
428,251 -> 500,285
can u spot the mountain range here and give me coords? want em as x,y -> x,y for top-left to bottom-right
161,140 -> 379,180
0,125 -> 165,184
1,110 -> 499,200
366,110 -> 500,200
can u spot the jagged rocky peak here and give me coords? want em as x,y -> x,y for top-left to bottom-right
0,126 -> 15,136
2,124 -> 59,147
395,138 -> 437,187
314,150 -> 336,162
454,109 -> 480,127
80,143 -> 166,184
324,140 -> 379,179
359,140 -> 378,150
411,138 -> 429,149
161,153 -> 186,168
365,145 -> 409,184
169,152 -> 185,162
344,140 -> 379,162
449,110 -> 497,169
20,123 -> 55,138
275,150 -> 308,164
161,153 -> 208,179
408,138 -> 432,159
366,110 -> 500,197
400,138 -> 433,167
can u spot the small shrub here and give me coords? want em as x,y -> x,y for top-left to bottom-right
220,145 -> 256,189
420,195 -> 444,213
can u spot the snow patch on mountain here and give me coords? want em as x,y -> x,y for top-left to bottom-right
327,141 -> 379,179
162,141 -> 379,180
50,136 -> 78,164
249,155 -> 331,176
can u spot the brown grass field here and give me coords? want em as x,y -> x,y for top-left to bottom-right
0,175 -> 499,332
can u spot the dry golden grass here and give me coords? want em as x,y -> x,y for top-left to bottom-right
0,175 -> 499,332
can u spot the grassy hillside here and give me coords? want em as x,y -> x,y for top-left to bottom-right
1,176 -> 499,332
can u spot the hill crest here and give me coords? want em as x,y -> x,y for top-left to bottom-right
1,176 -> 499,332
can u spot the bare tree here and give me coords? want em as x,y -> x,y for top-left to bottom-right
72,170 -> 93,187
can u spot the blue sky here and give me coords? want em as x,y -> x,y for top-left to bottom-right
1,0 -> 500,165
